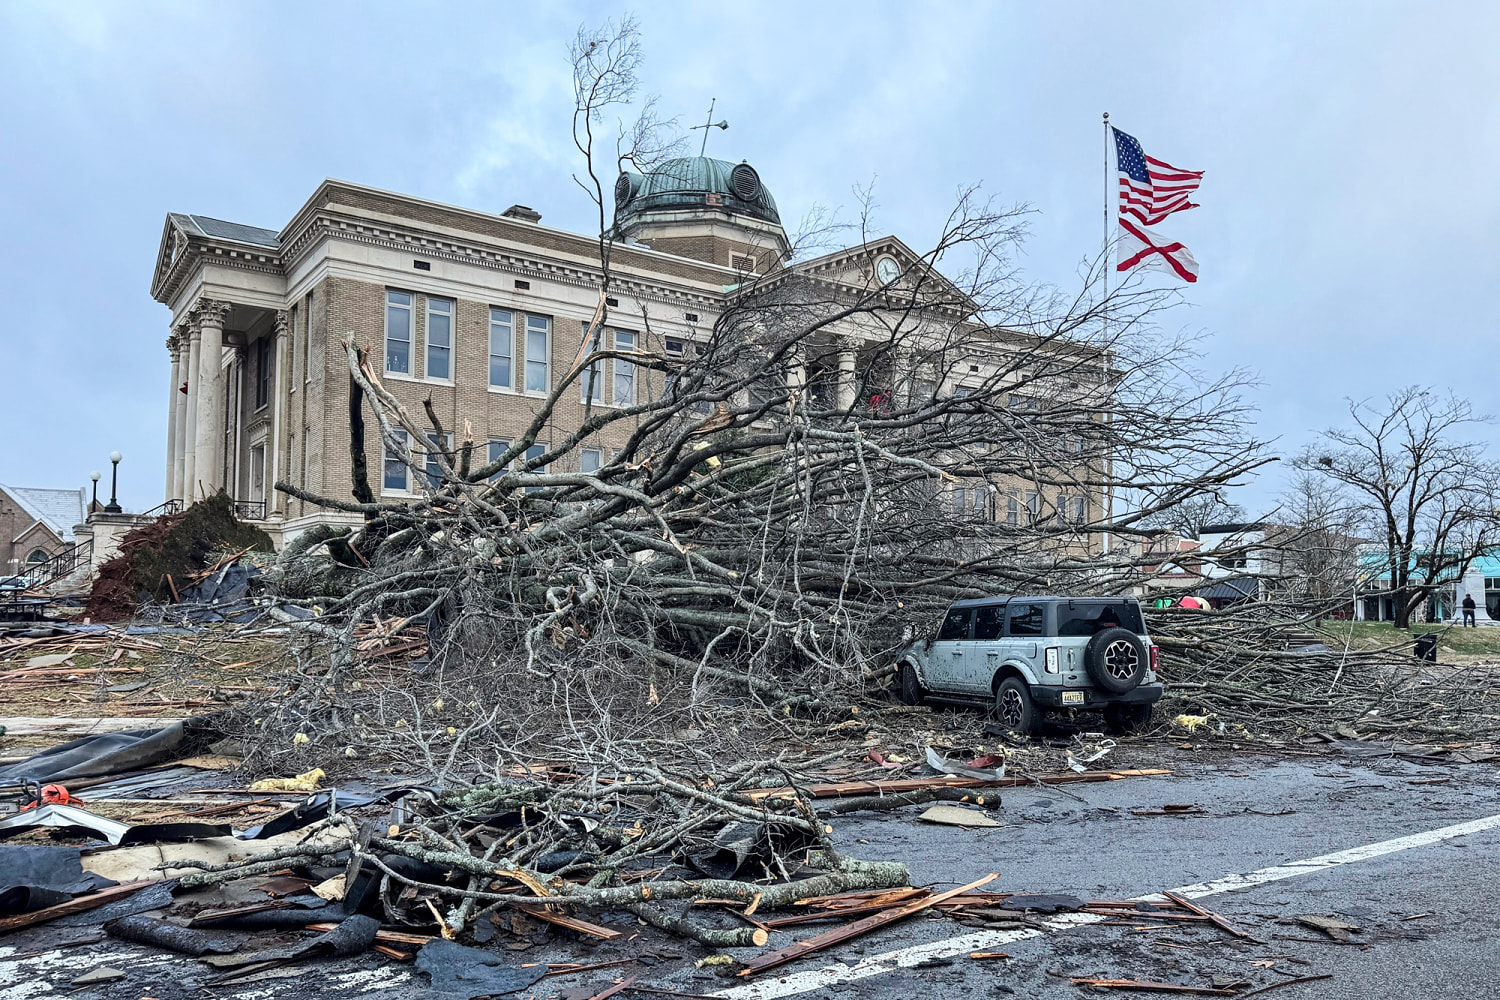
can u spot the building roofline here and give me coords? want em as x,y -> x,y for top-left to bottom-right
281,178 -> 748,284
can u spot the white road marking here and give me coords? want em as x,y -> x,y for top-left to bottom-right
713,810 -> 1500,999
3,812 -> 1496,1000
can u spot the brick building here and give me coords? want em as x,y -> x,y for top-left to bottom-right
0,484 -> 86,576
150,156 -> 1103,549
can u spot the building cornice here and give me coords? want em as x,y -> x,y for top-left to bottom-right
279,208 -> 730,312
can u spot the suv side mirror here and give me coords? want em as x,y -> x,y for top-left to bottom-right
922,636 -> 934,650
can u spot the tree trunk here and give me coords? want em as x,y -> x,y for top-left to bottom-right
1393,586 -> 1412,629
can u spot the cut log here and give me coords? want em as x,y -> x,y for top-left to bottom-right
739,873 -> 997,977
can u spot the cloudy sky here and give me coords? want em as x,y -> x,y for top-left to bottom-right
1,1 -> 1495,513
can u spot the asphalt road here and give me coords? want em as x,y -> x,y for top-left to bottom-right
2,752 -> 1497,1000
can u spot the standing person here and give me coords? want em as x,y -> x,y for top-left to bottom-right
1462,593 -> 1477,627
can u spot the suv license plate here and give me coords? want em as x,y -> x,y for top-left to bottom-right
1061,691 -> 1084,705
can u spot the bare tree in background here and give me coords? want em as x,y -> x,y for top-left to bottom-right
264,18 -> 1272,770
1138,491 -> 1245,540
1270,469 -> 1361,610
1296,387 -> 1500,629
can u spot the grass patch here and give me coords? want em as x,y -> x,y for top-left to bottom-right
1322,620 -> 1500,661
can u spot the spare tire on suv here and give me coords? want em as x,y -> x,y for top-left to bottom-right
1084,627 -> 1147,694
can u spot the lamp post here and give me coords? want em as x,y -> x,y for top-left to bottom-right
89,471 -> 100,513
104,452 -> 123,514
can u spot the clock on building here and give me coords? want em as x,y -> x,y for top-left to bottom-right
876,255 -> 900,285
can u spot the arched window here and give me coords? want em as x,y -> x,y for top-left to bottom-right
26,549 -> 49,565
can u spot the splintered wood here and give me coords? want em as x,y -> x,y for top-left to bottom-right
743,769 -> 1172,803
739,874 -> 998,977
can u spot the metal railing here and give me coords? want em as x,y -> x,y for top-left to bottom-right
18,538 -> 93,590
231,499 -> 267,521
140,498 -> 184,519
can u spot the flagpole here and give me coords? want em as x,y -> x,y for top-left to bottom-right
1101,111 -> 1112,558
1102,111 -> 1110,307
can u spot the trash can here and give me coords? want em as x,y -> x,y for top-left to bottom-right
1413,633 -> 1438,663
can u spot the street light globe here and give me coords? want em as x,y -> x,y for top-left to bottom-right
90,471 -> 100,482
110,451 -> 122,463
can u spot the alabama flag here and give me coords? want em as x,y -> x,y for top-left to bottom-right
1116,216 -> 1199,284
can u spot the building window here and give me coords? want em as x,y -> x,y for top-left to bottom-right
581,327 -> 604,403
249,445 -> 265,500
1026,490 -> 1040,523
424,433 -> 452,489
523,442 -> 548,493
384,429 -> 410,491
524,315 -> 550,394
613,329 -> 636,405
386,290 -> 412,374
288,305 -> 298,391
426,297 -> 453,380
665,337 -> 685,356
302,425 -> 310,489
26,548 -> 48,566
489,308 -> 513,389
303,291 -> 314,384
973,488 -> 990,521
1056,494 -> 1068,526
1007,494 -> 1019,527
288,433 -> 296,495
1074,496 -> 1087,523
581,447 -> 603,475
487,438 -> 512,483
254,338 -> 272,409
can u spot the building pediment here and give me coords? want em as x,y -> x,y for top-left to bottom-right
151,213 -> 285,308
783,237 -> 979,319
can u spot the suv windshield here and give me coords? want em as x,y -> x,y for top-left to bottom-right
1056,601 -> 1145,636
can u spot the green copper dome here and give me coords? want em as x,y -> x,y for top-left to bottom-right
614,157 -> 781,228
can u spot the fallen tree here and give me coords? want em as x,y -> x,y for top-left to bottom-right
240,19 -> 1268,777
1151,601 -> 1500,742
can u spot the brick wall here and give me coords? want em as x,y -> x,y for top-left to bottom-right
641,234 -> 779,273
311,277 -> 653,507
0,487 -> 66,574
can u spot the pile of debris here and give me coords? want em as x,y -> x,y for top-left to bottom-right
0,715 -> 1182,991
86,493 -> 274,623
1149,602 -> 1500,743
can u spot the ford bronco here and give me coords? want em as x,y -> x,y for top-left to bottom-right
893,596 -> 1162,735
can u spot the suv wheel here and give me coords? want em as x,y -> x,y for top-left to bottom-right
1103,702 -> 1154,735
1084,627 -> 1148,694
896,662 -> 924,706
993,677 -> 1039,736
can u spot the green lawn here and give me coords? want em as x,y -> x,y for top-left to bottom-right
1321,620 -> 1500,661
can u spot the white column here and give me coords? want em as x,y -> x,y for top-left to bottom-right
192,299 -> 230,500
182,322 -> 202,502
836,340 -> 857,411
164,335 -> 180,503
269,310 -> 290,517
172,329 -> 190,501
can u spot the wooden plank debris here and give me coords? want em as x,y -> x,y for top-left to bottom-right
739,873 -> 997,977
0,716 -> 185,736
1069,978 -> 1237,995
516,903 -> 622,940
0,881 -> 160,936
1162,891 -> 1251,939
585,977 -> 638,1000
743,769 -> 1170,803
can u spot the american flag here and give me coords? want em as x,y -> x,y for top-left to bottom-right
1115,128 -> 1202,227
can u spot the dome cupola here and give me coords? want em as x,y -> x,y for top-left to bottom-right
613,156 -> 789,270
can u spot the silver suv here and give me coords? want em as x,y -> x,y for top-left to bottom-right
894,596 -> 1162,735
